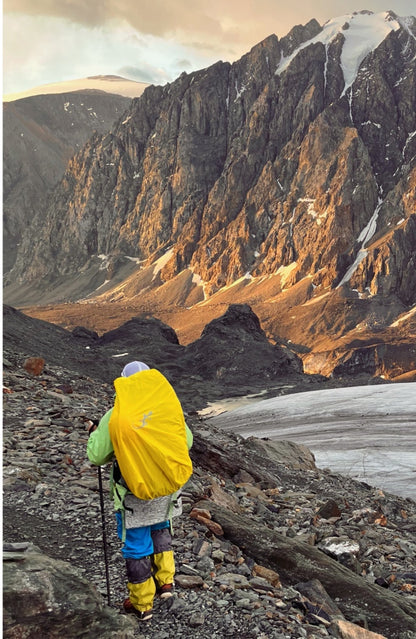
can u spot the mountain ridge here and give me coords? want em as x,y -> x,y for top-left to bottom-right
3,75 -> 148,102
4,10 -> 416,379
3,89 -> 132,272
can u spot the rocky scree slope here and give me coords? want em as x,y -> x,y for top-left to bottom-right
3,338 -> 416,638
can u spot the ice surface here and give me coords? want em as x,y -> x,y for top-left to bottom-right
206,383 -> 416,499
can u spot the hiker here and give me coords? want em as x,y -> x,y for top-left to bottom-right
87,360 -> 193,621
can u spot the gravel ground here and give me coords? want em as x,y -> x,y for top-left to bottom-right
3,353 -> 416,638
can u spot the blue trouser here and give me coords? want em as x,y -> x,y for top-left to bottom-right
116,512 -> 169,558
115,513 -> 175,611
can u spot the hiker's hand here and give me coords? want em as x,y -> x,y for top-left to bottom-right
87,419 -> 99,435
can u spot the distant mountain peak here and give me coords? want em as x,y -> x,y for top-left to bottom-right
86,74 -> 138,82
3,75 -> 148,102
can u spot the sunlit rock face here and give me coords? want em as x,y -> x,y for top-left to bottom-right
4,13 -> 416,379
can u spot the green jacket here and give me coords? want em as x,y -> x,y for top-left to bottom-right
87,408 -> 193,510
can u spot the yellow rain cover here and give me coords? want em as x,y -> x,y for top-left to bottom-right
109,369 -> 192,500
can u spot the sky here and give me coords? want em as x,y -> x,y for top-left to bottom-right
3,0 -> 416,97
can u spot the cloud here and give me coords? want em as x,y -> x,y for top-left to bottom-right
3,13 -> 218,94
3,1 -> 311,59
4,0 -> 415,94
117,65 -> 169,85
6,1 -> 416,61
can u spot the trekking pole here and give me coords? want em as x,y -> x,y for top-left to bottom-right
97,465 -> 111,606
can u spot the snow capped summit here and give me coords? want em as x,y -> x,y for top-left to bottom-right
277,10 -> 410,94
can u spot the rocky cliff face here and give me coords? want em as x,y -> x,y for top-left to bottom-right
3,91 -> 131,271
4,11 -> 416,379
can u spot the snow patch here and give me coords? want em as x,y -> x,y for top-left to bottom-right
191,271 -> 203,286
338,196 -> 383,287
357,198 -> 382,245
362,121 -> 381,128
390,305 -> 416,327
234,80 -> 247,101
95,279 -> 110,290
277,262 -> 297,287
190,269 -> 209,301
97,254 -> 110,270
338,249 -> 368,287
152,247 -> 174,280
276,11 -> 401,95
125,255 -> 145,264
298,198 -> 327,225
302,292 -> 330,307
403,130 -> 416,156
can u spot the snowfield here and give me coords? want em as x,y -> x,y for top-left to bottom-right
205,383 -> 416,500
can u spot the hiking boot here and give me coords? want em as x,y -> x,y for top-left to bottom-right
123,598 -> 153,621
136,609 -> 153,621
157,583 -> 174,598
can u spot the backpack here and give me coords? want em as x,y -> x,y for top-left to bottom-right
108,368 -> 192,500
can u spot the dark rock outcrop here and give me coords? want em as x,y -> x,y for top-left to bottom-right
3,543 -> 135,638
3,303 -> 312,411
183,304 -> 303,387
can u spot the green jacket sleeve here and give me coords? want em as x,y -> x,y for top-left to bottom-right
87,409 -> 114,466
185,423 -> 193,450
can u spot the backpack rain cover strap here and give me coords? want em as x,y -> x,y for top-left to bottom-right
109,369 -> 192,500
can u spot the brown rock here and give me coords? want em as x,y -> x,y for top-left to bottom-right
193,514 -> 224,537
328,619 -> 387,639
208,481 -> 242,513
190,507 -> 212,520
252,564 -> 281,588
236,483 -> 268,500
317,499 -> 342,520
23,357 -> 45,376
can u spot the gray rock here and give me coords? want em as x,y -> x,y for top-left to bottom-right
3,544 -> 135,638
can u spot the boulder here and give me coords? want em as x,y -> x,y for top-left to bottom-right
23,357 -> 45,376
3,543 -> 135,638
328,619 -> 388,639
191,418 -> 317,487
